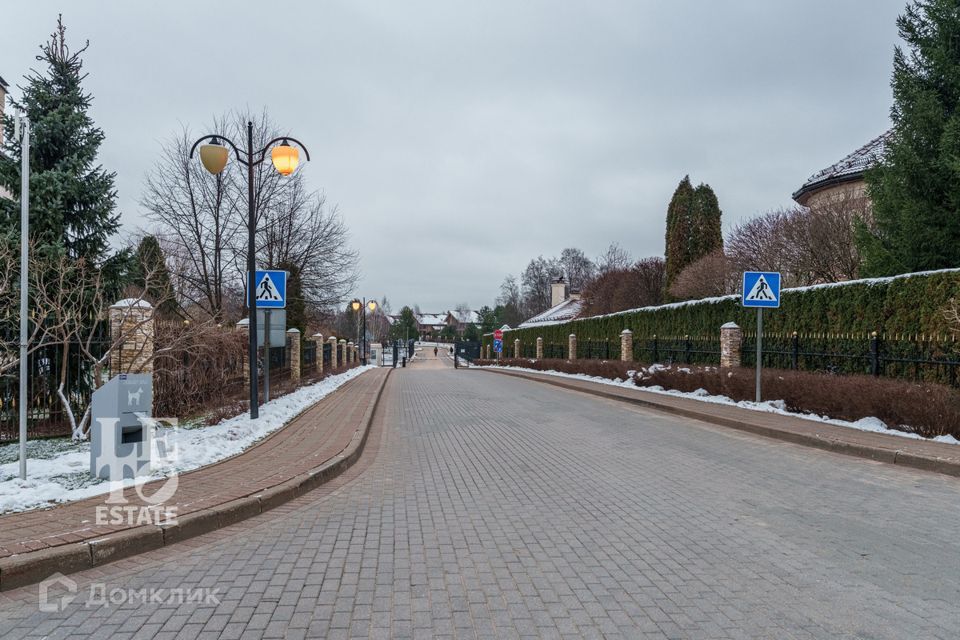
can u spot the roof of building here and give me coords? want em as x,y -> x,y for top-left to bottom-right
415,312 -> 448,328
517,298 -> 583,328
792,130 -> 891,204
450,309 -> 480,325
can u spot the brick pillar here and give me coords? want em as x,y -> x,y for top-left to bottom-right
514,339 -> 520,359
287,328 -> 301,382
110,299 -> 155,375
720,322 -> 743,368
486,344 -> 491,359
328,336 -> 338,369
568,334 -> 577,361
620,329 -> 633,362
347,341 -> 354,364
339,339 -> 347,367
536,337 -> 543,360
311,333 -> 324,374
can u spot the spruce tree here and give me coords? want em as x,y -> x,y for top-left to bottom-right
665,176 -> 722,290
0,15 -> 119,262
861,0 -> 960,275
133,236 -> 177,317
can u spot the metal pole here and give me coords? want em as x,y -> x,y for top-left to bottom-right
756,308 -> 763,403
18,118 -> 29,480
263,310 -> 271,403
246,121 -> 259,419
362,300 -> 367,365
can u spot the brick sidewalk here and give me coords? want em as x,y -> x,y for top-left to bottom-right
0,368 -> 389,580
479,367 -> 960,477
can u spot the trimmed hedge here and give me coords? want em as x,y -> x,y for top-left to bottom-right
485,269 -> 960,349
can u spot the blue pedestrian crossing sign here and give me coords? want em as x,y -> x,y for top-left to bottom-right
742,272 -> 781,308
250,270 -> 287,308
493,339 -> 503,353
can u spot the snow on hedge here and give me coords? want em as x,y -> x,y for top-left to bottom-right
0,366 -> 375,514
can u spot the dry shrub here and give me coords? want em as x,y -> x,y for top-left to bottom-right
637,366 -> 960,440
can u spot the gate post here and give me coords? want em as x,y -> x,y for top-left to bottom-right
514,338 -> 520,359
312,333 -> 324,374
109,299 -> 155,375
328,336 -> 339,369
568,334 -> 577,361
486,343 -> 491,360
536,337 -> 543,360
287,328 -> 301,382
621,330 -> 633,362
720,322 -> 742,368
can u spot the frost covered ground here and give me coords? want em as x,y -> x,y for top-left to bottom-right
0,366 -> 374,514
482,364 -> 960,446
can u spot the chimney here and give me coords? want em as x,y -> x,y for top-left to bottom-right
551,276 -> 568,307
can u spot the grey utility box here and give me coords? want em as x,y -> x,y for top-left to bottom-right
90,373 -> 154,480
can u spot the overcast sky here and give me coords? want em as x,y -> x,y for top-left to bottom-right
3,0 -> 903,312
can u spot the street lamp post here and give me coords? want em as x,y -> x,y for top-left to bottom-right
16,115 -> 30,480
351,298 -> 378,365
189,123 -> 309,419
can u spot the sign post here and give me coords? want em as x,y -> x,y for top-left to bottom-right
249,270 -> 287,406
493,329 -> 503,363
741,271 -> 781,402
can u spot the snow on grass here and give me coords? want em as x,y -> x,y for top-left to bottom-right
481,364 -> 960,446
0,366 -> 375,515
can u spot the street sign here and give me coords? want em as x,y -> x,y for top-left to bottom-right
493,339 -> 503,353
493,329 -> 503,341
249,270 -> 287,308
255,309 -> 287,347
741,271 -> 782,403
741,271 -> 781,308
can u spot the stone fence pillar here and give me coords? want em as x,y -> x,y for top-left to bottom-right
536,337 -> 543,360
328,336 -> 338,369
620,329 -> 633,362
514,339 -> 520,359
110,299 -> 155,375
311,333 -> 324,375
486,343 -> 492,360
347,341 -> 355,364
287,328 -> 301,382
568,334 -> 577,361
339,339 -> 347,367
720,322 -> 743,368
236,318 -> 250,378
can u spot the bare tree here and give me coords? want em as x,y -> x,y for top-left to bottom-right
558,247 -> 595,291
521,256 -> 563,316
668,249 -> 739,300
596,242 -> 632,274
581,257 -> 665,316
259,179 -> 359,306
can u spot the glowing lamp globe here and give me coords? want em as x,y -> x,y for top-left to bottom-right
199,141 -> 229,174
351,299 -> 362,312
271,141 -> 300,176
367,300 -> 378,312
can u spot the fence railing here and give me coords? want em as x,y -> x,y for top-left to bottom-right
0,326 -> 112,441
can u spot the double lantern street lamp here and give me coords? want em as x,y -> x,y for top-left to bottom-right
189,123 -> 310,419
351,298 -> 378,365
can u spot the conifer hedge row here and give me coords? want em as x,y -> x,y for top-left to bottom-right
483,269 -> 960,349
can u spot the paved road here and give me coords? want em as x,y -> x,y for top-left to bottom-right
2,366 -> 959,638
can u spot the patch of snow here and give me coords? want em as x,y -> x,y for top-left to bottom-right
480,365 -> 960,446
0,366 -> 375,514
110,298 -> 152,309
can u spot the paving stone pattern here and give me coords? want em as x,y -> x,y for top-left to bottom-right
1,364 -> 959,639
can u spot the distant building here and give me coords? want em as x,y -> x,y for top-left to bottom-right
792,131 -> 890,207
518,277 -> 582,328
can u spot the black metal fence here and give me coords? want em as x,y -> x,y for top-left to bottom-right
741,332 -> 960,386
511,331 -> 960,387
0,325 -> 112,441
